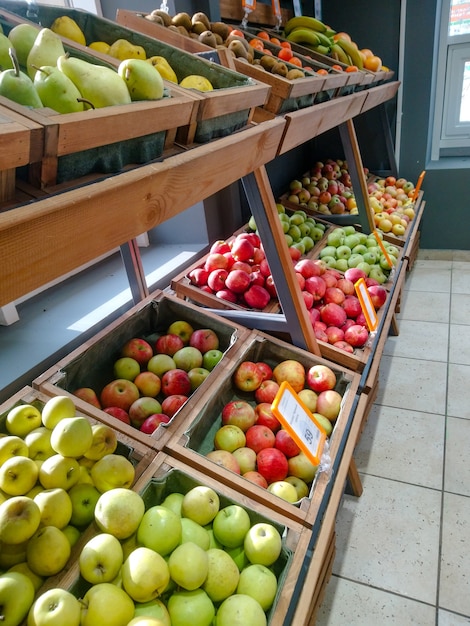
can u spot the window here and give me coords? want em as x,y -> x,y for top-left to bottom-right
431,0 -> 470,158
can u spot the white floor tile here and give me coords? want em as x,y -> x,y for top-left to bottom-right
438,609 -> 470,625
451,294 -> 470,324
316,576 -> 436,625
333,474 -> 441,604
376,355 -> 447,415
449,324 -> 470,365
440,492 -> 470,616
447,363 -> 470,419
444,417 -> 470,497
396,290 -> 450,323
404,267 -> 452,293
383,320 -> 449,362
452,268 -> 470,294
355,404 -> 445,489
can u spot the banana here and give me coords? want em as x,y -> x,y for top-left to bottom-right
314,31 -> 334,49
330,43 -> 350,65
335,38 -> 364,69
286,28 -> 321,47
284,16 -> 327,35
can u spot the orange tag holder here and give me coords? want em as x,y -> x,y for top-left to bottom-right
354,277 -> 378,332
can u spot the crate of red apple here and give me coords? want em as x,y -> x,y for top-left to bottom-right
166,330 -> 361,526
33,292 -> 250,449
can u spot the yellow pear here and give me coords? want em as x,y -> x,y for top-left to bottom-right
147,56 -> 178,83
108,39 -> 146,61
50,15 -> 86,46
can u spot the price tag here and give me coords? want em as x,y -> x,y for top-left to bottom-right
271,381 -> 326,466
411,170 -> 426,204
372,230 -> 395,269
354,277 -> 378,331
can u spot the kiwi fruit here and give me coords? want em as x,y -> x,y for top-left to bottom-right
227,39 -> 249,60
176,25 -> 190,37
191,11 -> 211,30
213,33 -> 224,46
211,21 -> 230,41
150,9 -> 172,26
286,68 -> 305,80
171,12 -> 192,31
191,20 -> 207,35
145,14 -> 164,25
198,30 -> 217,48
259,54 -> 277,71
272,61 -> 288,77
225,33 -> 250,52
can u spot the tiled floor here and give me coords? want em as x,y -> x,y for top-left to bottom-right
316,258 -> 470,625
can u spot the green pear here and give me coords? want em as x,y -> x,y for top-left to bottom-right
0,33 -> 14,70
26,27 -> 66,79
7,23 -> 40,68
57,54 -> 131,108
0,49 -> 42,108
118,58 -> 164,101
33,64 -> 84,113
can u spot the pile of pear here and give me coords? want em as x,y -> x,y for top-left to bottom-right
0,22 -> 165,114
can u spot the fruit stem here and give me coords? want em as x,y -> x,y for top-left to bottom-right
8,48 -> 20,78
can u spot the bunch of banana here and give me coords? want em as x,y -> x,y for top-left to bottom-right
331,38 -> 364,69
282,16 -> 335,55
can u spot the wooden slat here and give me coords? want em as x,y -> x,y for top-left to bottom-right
360,81 -> 401,114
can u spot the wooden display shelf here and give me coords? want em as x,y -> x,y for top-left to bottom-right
0,117 -> 286,307
360,80 -> 401,114
33,290 -> 250,450
164,328 -> 362,528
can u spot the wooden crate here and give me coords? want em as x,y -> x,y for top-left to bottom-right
33,291 -> 250,450
38,451 -> 312,626
165,329 -> 362,528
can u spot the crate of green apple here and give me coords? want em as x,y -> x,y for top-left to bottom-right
0,386 -> 156,623
21,452 -> 311,626
166,330 -> 361,527
33,291 -> 249,448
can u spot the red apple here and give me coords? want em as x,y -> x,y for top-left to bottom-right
325,326 -> 345,344
272,360 -> 305,393
308,308 -> 321,325
233,361 -> 264,392
231,237 -> 254,262
304,276 -> 327,301
288,246 -> 302,262
242,470 -> 268,488
256,447 -> 289,483
295,272 -> 306,291
250,270 -> 265,287
210,240 -> 231,254
333,340 -> 355,353
344,324 -> 369,348
103,406 -> 131,425
365,277 -> 380,287
316,389 -> 343,421
188,267 -> 209,287
306,364 -> 337,392
216,289 -> 238,303
256,361 -> 273,381
243,284 -> 271,309
254,403 -> 281,432
129,396 -> 163,428
161,394 -> 188,418
324,287 -> 345,306
207,268 -> 228,292
189,328 -> 219,353
134,371 -> 161,397
232,447 -> 257,474
302,290 -> 314,310
140,413 -> 171,434
259,259 -> 271,277
206,449 -> 241,474
344,267 -> 367,283
341,318 -> 356,332
100,379 -> 140,411
254,380 -> 280,404
223,251 -> 236,269
253,247 -> 265,264
221,400 -> 257,432
121,338 -> 153,366
336,278 -> 355,295
342,295 -> 362,319
225,269 -> 251,294
245,425 -> 276,454
314,327 -> 328,342
275,429 -> 301,458
294,258 -> 321,279
231,261 -> 252,274
264,276 -> 277,299
320,302 -> 347,327
322,270 -> 340,288
204,252 -> 229,272
161,369 -> 191,397
73,387 -> 101,409
155,333 -> 184,356
367,285 -> 387,309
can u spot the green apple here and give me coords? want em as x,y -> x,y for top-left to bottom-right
95,487 -> 145,539
352,244 -> 368,256
133,598 -> 170,625
202,548 -> 240,602
50,416 -> 93,458
147,354 -> 176,378
335,258 -> 349,272
62,524 -> 81,547
160,492 -> 184,517
212,504 -> 251,549
27,587 -> 81,626
38,454 -> 80,490
347,253 -> 364,268
24,427 -> 55,462
326,230 -> 344,247
232,447 -> 257,475
343,225 -> 357,236
0,435 -> 29,465
127,619 -> 167,626
187,367 -> 211,391
267,480 -> 298,503
83,424 -> 118,461
244,523 -> 282,567
0,496 -> 41,544
80,582 -> 135,626
90,454 -> 135,492
137,505 -> 182,555
202,349 -> 223,371
79,532 -> 124,584
122,546 -> 170,603
180,517 -> 210,550
344,234 -> 361,249
322,256 -> 337,268
5,403 -> 42,437
312,412 -> 333,436
68,482 -> 101,527
181,485 -> 220,526
214,425 -> 246,453
26,525 -> 71,576
0,456 -> 39,496
8,562 -> 43,592
216,593 -> 267,626
319,245 -> 338,259
285,475 -> 310,500
41,395 -> 76,430
0,571 -> 35,626
168,541 -> 208,590
0,539 -> 28,569
237,563 -> 278,611
167,320 -> 194,344
33,488 -> 72,529
167,589 -> 215,626
207,528 -> 222,550
113,356 -> 141,381
173,346 -> 203,371
224,545 -> 249,571
356,261 -> 371,276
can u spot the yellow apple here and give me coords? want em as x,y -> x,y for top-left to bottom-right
39,454 -> 80,490
0,496 -> 41,544
0,571 -> 35,626
5,403 -> 42,438
95,487 -> 145,539
50,416 -> 93,458
26,525 -> 71,576
8,562 -> 44,592
79,533 -> 124,584
41,395 -> 76,430
90,454 -> 135,493
27,587 -> 81,626
0,456 -> 39,496
24,427 -> 55,462
83,424 -> 118,461
0,435 -> 29,466
33,488 -> 73,529
122,546 -> 170,603
80,583 -> 135,626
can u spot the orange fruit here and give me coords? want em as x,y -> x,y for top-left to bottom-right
345,65 -> 358,72
289,56 -> 302,67
280,41 -> 292,49
270,37 -> 281,46
278,47 -> 294,61
364,55 -> 383,71
231,29 -> 245,38
316,68 -> 328,75
360,48 -> 374,59
249,38 -> 264,50
331,64 -> 343,72
333,32 -> 351,43
258,30 -> 270,40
